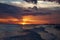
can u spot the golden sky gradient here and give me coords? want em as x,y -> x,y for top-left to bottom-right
0,13 -> 60,24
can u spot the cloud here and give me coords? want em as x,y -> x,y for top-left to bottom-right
0,3 -> 60,24
0,3 -> 23,18
9,1 -> 60,8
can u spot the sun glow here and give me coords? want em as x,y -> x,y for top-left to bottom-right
21,22 -> 31,25
21,16 -> 33,25
0,15 -> 49,24
20,15 -> 49,25
0,14 -> 59,24
21,22 -> 26,25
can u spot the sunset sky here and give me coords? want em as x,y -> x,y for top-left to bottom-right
0,0 -> 60,24
0,13 -> 60,24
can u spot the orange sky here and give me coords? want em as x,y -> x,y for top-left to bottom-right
0,13 -> 60,24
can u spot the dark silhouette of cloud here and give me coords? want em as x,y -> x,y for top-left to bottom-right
0,3 -> 60,24
0,3 -> 22,18
0,3 -> 52,18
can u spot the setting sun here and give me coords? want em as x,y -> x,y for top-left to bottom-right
0,15 -> 59,24
21,22 -> 31,25
20,16 -> 32,25
0,15 -> 49,24
21,22 -> 26,25
20,15 -> 49,24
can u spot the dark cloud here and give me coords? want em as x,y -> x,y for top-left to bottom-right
0,3 -> 58,15
0,3 -> 60,24
0,3 -> 59,17
0,3 -> 51,16
0,3 -> 23,18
